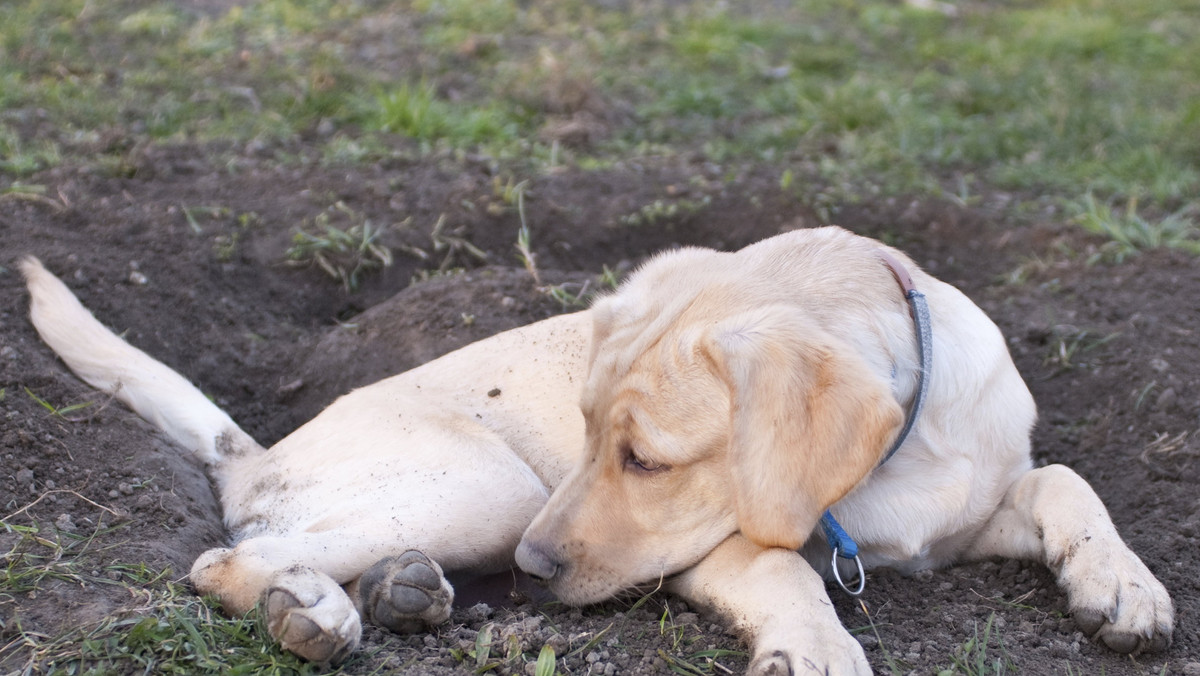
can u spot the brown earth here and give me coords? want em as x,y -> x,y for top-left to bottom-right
1,145 -> 1198,674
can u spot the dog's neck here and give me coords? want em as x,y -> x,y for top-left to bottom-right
875,250 -> 932,466
819,250 -> 933,595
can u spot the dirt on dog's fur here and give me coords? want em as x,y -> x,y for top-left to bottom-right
2,150 -> 1197,674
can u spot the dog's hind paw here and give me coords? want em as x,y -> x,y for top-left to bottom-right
357,550 -> 454,633
1061,538 -> 1173,654
265,566 -> 361,664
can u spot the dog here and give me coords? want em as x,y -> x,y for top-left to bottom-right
23,226 -> 1172,675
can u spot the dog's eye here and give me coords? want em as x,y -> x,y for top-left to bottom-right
623,444 -> 665,474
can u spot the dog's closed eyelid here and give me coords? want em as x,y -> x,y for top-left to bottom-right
621,443 -> 667,473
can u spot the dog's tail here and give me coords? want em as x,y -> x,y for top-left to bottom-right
20,257 -> 264,466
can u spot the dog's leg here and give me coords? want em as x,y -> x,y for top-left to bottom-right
344,550 -> 454,634
669,534 -> 871,676
963,464 -> 1173,653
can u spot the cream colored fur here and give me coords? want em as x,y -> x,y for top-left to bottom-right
23,226 -> 1172,675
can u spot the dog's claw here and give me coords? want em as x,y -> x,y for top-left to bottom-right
358,550 -> 454,634
748,650 -> 793,676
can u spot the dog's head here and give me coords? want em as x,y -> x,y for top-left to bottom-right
516,240 -> 903,604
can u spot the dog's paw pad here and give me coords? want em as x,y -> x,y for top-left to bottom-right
264,569 -> 361,664
359,550 -> 454,634
387,583 -> 436,615
395,560 -> 442,591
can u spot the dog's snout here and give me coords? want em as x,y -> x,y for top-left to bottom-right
515,539 -> 561,581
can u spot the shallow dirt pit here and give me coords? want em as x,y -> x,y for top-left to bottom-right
1,150 -> 1198,674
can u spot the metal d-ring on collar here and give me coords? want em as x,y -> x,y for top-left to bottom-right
820,251 -> 933,596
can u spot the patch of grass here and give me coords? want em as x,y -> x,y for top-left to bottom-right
935,614 -> 1017,676
182,205 -> 233,235
0,125 -> 62,175
3,0 -> 1198,254
371,81 -> 524,151
1070,193 -> 1200,262
2,522 -> 93,595
619,195 -> 712,227
0,182 -> 67,211
285,202 -> 394,291
1040,325 -> 1120,375
657,647 -> 747,676
515,222 -> 540,284
426,213 -> 490,272
0,518 -> 346,674
8,582 -> 341,675
0,0 -> 374,165
854,598 -> 906,676
8,2 -> 1198,207
23,386 -> 94,419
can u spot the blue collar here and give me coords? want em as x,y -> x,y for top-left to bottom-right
820,251 -> 933,596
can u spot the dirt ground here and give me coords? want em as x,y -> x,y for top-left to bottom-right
2,144 -> 1198,674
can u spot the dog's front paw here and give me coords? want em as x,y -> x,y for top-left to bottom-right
751,625 -> 871,675
265,566 -> 361,664
357,550 -> 454,634
1060,538 -> 1173,654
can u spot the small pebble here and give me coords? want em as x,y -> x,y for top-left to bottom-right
55,513 -> 76,532
1155,387 -> 1177,411
464,602 -> 493,624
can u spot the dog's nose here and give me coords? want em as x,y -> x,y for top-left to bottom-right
515,539 -> 560,581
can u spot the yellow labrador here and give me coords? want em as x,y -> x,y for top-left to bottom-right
22,226 -> 1171,674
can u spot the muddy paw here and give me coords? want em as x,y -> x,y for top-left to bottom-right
265,566 -> 361,664
1061,540 -> 1174,654
357,550 -> 454,633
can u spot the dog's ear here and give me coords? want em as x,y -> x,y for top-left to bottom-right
703,305 -> 903,550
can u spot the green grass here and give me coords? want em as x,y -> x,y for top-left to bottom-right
1070,193 -> 1200,262
1,518 -> 347,675
10,582 -> 342,675
284,201 -> 394,291
23,385 -> 95,419
372,81 -> 524,150
935,614 -> 1017,676
0,0 -> 375,171
3,0 -> 1197,237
